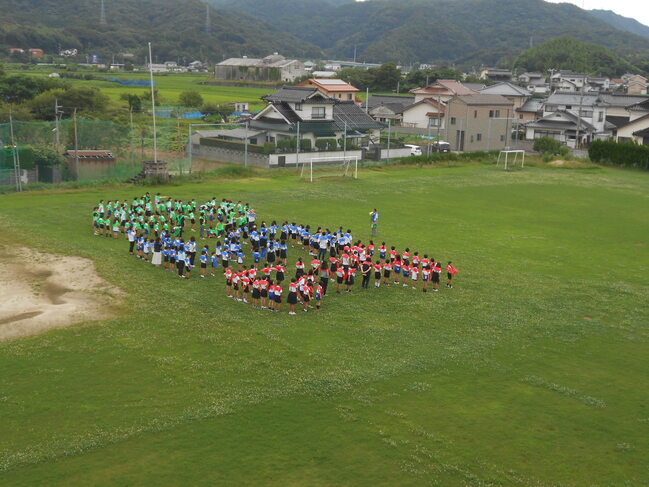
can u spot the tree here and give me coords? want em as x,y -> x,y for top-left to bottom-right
120,93 -> 143,112
372,63 -> 402,92
29,87 -> 109,120
201,102 -> 231,121
179,90 -> 204,108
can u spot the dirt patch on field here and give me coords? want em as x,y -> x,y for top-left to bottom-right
0,247 -> 122,341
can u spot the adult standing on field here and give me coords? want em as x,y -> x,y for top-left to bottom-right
370,209 -> 379,236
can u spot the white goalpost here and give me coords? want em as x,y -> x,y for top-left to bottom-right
497,150 -> 525,170
299,156 -> 359,182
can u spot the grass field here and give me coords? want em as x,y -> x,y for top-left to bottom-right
5,66 -> 274,110
1,163 -> 648,486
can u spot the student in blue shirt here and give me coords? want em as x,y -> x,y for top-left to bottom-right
253,250 -> 261,263
199,251 -> 208,278
210,252 -> 219,276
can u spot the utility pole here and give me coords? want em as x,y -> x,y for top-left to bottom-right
387,119 -> 391,163
73,108 -> 80,181
54,98 -> 62,148
148,42 -> 158,164
575,85 -> 584,150
295,121 -> 300,167
9,109 -> 22,192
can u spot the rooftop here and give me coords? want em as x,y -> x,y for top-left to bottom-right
410,79 -> 478,96
454,94 -> 514,106
479,82 -> 531,97
262,86 -> 335,104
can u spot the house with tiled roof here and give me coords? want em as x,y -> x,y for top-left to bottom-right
250,86 -> 384,146
365,94 -> 414,124
403,80 -> 479,129
401,98 -> 447,129
617,98 -> 649,144
409,79 -> 479,103
297,78 -> 360,103
479,82 -> 531,111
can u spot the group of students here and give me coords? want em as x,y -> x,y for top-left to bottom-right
91,194 -> 458,315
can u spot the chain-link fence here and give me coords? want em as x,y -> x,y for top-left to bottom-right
0,117 -> 190,191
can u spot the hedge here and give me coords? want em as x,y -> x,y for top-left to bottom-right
589,140 -> 649,170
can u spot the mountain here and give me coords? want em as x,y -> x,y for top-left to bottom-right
0,0 -> 323,63
590,9 -> 649,40
512,37 -> 638,77
210,0 -> 649,70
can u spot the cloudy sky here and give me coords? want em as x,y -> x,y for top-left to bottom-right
544,0 -> 649,26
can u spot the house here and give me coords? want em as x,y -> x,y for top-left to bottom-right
444,94 -> 515,151
8,48 -> 25,55
365,94 -> 415,124
215,54 -> 306,82
192,86 -> 385,167
188,61 -> 207,72
479,68 -> 513,82
249,86 -> 383,145
550,71 -> 587,92
297,79 -> 360,103
404,80 -> 479,129
616,99 -> 649,144
516,98 -> 544,124
525,91 -> 615,147
627,79 -> 648,95
518,72 -> 545,85
587,77 -> 611,92
598,93 -> 649,132
479,82 -> 531,111
401,98 -> 446,129
463,82 -> 487,92
29,48 -> 44,58
409,79 -> 479,104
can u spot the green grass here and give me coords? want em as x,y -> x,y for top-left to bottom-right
5,66 -> 273,110
0,164 -> 648,486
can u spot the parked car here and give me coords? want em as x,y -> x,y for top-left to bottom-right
404,144 -> 423,156
431,141 -> 451,153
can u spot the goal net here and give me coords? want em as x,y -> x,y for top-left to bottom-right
299,156 -> 359,182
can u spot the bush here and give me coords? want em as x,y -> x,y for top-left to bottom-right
276,138 -> 293,152
263,142 -> 276,154
589,139 -> 649,170
533,136 -> 564,155
314,138 -> 338,151
298,139 -> 311,151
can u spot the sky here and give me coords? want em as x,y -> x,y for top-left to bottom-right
543,0 -> 649,26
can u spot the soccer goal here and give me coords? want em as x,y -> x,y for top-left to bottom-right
497,150 -> 525,170
299,156 -> 359,182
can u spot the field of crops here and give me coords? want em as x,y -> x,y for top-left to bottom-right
0,163 -> 648,486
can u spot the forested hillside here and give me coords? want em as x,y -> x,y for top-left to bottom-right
211,0 -> 649,69
0,0 -> 323,63
512,37 -> 638,77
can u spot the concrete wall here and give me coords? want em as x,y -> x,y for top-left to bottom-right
269,150 -> 363,167
379,147 -> 413,159
192,144 -> 270,167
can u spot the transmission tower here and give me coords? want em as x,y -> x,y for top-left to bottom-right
100,0 -> 107,25
205,3 -> 211,34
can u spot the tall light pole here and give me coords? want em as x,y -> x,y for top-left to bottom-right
148,42 -> 158,164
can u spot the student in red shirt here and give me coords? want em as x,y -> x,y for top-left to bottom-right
252,278 -> 261,308
345,266 -> 356,293
446,261 -> 458,288
382,261 -> 392,285
315,283 -> 324,310
274,282 -> 283,312
335,262 -> 345,294
432,261 -> 442,292
295,257 -> 305,279
302,283 -> 312,312
287,278 -> 298,315
373,261 -> 382,287
410,266 -> 419,290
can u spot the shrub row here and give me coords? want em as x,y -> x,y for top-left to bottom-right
402,150 -> 500,165
589,140 -> 649,170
